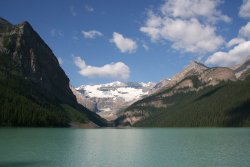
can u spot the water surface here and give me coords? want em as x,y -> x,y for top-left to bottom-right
0,128 -> 249,167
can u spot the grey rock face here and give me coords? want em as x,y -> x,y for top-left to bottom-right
70,85 -> 97,112
200,67 -> 237,86
172,61 -> 208,82
232,56 -> 250,78
0,18 -> 77,105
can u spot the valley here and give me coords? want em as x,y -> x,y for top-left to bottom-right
1,1 -> 250,167
71,59 -> 250,127
0,17 -> 250,128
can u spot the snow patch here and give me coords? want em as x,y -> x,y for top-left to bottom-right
76,81 -> 155,102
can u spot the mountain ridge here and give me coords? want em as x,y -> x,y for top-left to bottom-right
232,56 -> 250,78
116,60 -> 247,126
73,81 -> 155,121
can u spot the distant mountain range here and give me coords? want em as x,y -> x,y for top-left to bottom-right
72,81 -> 155,121
71,58 -> 250,127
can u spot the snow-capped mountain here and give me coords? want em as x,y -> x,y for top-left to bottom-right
74,81 -> 155,120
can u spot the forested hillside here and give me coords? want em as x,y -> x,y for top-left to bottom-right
132,76 -> 250,127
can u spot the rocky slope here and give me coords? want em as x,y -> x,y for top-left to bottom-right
151,61 -> 236,96
0,18 -> 75,103
231,56 -> 250,78
74,81 -> 155,121
70,85 -> 97,112
150,78 -> 171,93
150,61 -> 209,94
172,61 -> 208,82
0,18 -> 108,127
118,61 -> 238,126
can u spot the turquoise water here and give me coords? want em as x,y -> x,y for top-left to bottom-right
0,128 -> 250,167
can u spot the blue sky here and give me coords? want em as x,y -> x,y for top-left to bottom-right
1,0 -> 250,87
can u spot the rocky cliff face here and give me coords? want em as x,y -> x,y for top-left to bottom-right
200,67 -> 236,86
151,61 -> 209,94
0,18 -> 109,127
70,85 -> 97,112
152,61 -> 236,94
172,61 -> 208,82
0,18 -> 75,104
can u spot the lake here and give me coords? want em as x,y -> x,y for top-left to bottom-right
0,128 -> 249,167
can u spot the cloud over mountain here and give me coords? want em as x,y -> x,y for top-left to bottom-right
74,56 -> 130,80
206,19 -> 250,67
206,41 -> 250,67
110,32 -> 137,53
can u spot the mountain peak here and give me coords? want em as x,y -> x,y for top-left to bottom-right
172,60 -> 208,82
191,60 -> 199,64
0,17 -> 13,32
0,17 -> 110,127
0,17 -> 76,104
189,60 -> 207,69
16,21 -> 37,37
0,17 -> 12,25
18,21 -> 33,29
0,19 -> 34,33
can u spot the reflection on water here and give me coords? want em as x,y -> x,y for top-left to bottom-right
0,128 -> 250,167
0,160 -> 51,167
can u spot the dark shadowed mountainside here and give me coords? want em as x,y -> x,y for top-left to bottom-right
0,18 -> 110,127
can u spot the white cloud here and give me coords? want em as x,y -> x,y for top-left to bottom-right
74,56 -> 86,69
110,32 -> 137,53
50,29 -> 64,37
73,56 -> 130,80
161,0 -> 230,23
205,41 -> 250,66
85,5 -> 94,12
57,57 -> 63,65
82,30 -> 103,39
239,0 -> 250,18
140,0 -> 228,54
140,26 -> 160,42
70,6 -> 77,16
140,11 -> 162,41
239,22 -> 250,40
141,17 -> 224,54
226,38 -> 246,48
